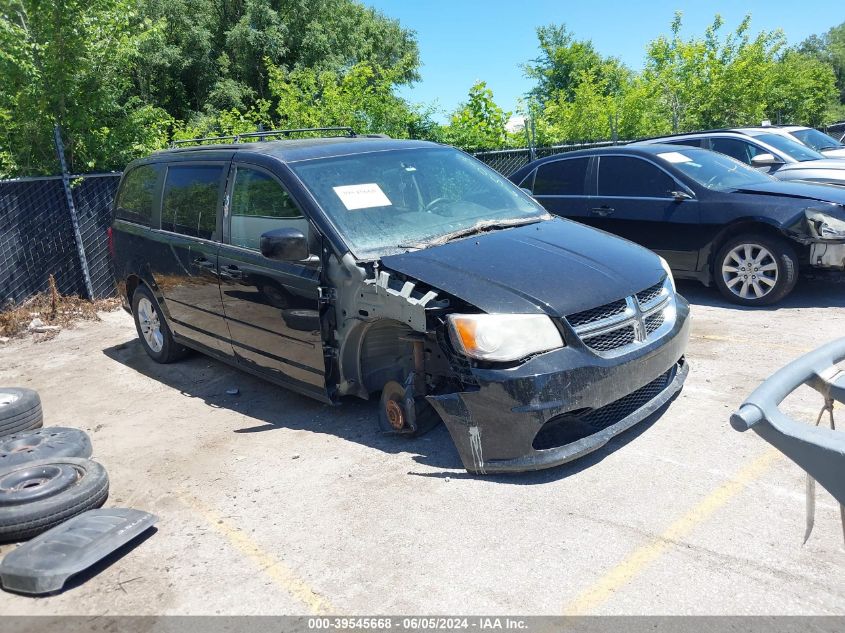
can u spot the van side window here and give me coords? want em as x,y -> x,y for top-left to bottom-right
115,164 -> 159,225
161,165 -> 223,239
229,167 -> 304,250
533,158 -> 589,195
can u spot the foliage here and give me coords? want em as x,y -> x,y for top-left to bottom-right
532,13 -> 843,144
523,24 -> 629,104
267,62 -> 437,139
441,81 -> 511,149
133,0 -> 420,121
0,0 -> 172,176
799,22 -> 845,107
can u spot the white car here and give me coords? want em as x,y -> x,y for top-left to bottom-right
752,124 -> 845,159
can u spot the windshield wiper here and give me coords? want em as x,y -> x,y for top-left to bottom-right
398,216 -> 548,250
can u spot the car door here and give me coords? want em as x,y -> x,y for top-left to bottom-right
154,162 -> 234,357
589,155 -> 700,271
217,163 -> 329,401
525,156 -> 590,219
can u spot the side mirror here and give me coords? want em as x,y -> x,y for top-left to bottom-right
670,190 -> 693,202
751,153 -> 783,167
260,228 -> 309,262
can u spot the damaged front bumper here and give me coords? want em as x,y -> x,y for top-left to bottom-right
809,241 -> 845,270
428,300 -> 690,474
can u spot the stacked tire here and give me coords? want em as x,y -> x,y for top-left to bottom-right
0,388 -> 108,543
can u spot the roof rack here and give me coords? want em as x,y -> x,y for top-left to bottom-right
170,126 -> 356,148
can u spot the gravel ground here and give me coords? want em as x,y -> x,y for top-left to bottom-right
0,279 -> 843,615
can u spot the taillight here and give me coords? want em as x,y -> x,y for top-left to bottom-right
107,227 -> 115,259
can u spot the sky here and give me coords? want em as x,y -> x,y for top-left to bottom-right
366,0 -> 843,121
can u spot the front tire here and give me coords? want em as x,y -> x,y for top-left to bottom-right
131,285 -> 188,363
714,234 -> 798,306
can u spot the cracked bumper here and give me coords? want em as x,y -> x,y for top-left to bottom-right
428,299 -> 690,474
810,242 -> 845,270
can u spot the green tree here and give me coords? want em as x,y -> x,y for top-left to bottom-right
442,81 -> 510,149
266,62 -> 436,139
799,22 -> 845,106
133,0 -> 420,121
523,24 -> 629,104
0,0 -> 171,176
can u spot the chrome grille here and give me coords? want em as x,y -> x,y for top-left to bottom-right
566,277 -> 673,355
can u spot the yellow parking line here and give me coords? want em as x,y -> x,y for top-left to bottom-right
562,448 -> 780,615
180,494 -> 333,614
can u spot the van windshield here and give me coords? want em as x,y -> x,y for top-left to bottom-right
289,146 -> 548,258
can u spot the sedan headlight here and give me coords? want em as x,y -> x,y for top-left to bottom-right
658,256 -> 676,292
448,313 -> 564,362
811,213 -> 845,239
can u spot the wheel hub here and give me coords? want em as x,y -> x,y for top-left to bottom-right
385,399 -> 406,430
721,243 -> 779,300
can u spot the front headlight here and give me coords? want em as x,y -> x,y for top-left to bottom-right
447,313 -> 564,362
813,213 -> 845,239
658,256 -> 676,292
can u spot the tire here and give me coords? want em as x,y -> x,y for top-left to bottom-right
0,458 -> 109,542
0,388 -> 43,437
0,427 -> 92,468
132,284 -> 188,363
714,233 -> 798,306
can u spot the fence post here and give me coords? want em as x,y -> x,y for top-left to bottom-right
53,124 -> 94,300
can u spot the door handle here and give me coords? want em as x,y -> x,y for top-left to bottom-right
591,206 -> 615,217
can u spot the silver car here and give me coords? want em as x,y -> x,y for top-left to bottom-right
638,129 -> 845,185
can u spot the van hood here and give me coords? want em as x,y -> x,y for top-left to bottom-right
380,218 -> 665,317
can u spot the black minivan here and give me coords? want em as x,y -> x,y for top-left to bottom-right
111,130 -> 690,473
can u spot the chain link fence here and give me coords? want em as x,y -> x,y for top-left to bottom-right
0,173 -> 120,305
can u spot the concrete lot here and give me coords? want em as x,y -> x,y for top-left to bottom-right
0,280 -> 843,615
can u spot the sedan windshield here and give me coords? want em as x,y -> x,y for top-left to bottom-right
655,148 -> 776,191
290,146 -> 548,258
752,133 -> 826,162
789,128 -> 844,151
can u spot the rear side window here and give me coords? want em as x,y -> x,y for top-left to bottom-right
598,156 -> 675,197
115,165 -> 159,225
533,158 -> 589,195
229,167 -> 304,250
161,165 -> 224,240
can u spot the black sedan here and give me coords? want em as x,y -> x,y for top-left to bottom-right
509,144 -> 845,305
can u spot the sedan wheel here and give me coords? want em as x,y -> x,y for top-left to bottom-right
721,243 -> 779,301
714,234 -> 798,306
